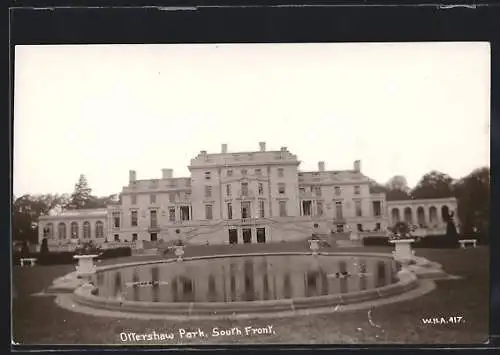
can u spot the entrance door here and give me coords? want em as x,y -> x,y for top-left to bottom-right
243,228 -> 252,244
228,229 -> 238,244
256,228 -> 266,243
150,233 -> 158,241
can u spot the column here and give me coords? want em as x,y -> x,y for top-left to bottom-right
412,208 -> 418,227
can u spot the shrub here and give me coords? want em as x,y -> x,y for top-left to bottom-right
13,247 -> 132,266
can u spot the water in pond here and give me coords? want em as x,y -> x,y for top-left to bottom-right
93,255 -> 399,303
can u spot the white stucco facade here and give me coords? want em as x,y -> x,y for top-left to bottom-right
37,143 -> 459,246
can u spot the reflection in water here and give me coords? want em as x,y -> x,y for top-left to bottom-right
230,263 -> 236,302
208,274 -> 216,302
151,267 -> 159,302
339,261 -> 348,294
113,272 -> 122,297
171,278 -> 178,302
283,272 -> 292,299
132,269 -> 139,301
359,260 -> 367,291
262,260 -> 270,300
244,260 -> 255,301
97,255 -> 396,303
376,261 -> 386,288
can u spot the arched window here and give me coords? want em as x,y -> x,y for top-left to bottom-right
391,208 -> 400,224
404,207 -> 413,225
417,207 -> 426,227
83,221 -> 91,239
429,206 -> 438,226
70,222 -> 79,239
95,221 -> 104,239
43,223 -> 54,238
441,205 -> 450,222
58,222 -> 66,239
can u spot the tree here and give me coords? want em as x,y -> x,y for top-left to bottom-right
12,194 -> 66,244
386,175 -> 410,192
384,175 -> 411,201
411,171 -> 455,199
453,167 -> 490,235
67,174 -> 93,210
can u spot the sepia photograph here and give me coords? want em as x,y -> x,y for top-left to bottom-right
12,42 -> 490,345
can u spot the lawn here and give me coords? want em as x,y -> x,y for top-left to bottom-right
12,243 -> 489,345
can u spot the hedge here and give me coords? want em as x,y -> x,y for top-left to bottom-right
12,247 -> 132,266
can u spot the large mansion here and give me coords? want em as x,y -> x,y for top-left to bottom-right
38,143 -> 458,246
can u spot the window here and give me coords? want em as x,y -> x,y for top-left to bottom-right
226,184 -> 232,196
334,186 -> 341,196
278,183 -> 286,194
299,187 -> 305,195
258,183 -> 264,195
114,234 -> 120,241
227,203 -> 233,220
169,193 -> 176,203
355,200 -> 362,217
58,222 -> 66,239
255,168 -> 262,176
70,222 -> 79,238
205,205 -> 213,220
372,201 -> 382,217
95,221 -> 104,239
241,182 -> 249,196
83,221 -> 91,239
314,186 -> 322,197
278,168 -> 284,177
131,194 -> 137,205
241,169 -> 248,176
375,223 -> 381,231
132,233 -> 138,241
259,200 -> 265,218
204,171 -> 211,180
131,211 -> 138,227
43,223 -> 53,238
180,206 -> 190,221
227,170 -> 233,177
302,201 -> 312,216
112,212 -> 120,228
354,185 -> 361,195
169,208 -> 176,222
185,192 -> 191,200
357,224 -> 363,232
317,201 -> 324,216
150,210 -> 158,227
205,185 -> 212,198
150,194 -> 157,204
241,201 -> 251,219
335,201 -> 343,219
279,201 -> 287,217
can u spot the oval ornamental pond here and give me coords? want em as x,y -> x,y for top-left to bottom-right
92,255 -> 400,303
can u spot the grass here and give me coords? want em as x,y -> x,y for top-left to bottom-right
12,243 -> 489,345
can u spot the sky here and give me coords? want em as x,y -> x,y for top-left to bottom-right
13,42 -> 490,197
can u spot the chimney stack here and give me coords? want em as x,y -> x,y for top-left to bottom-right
318,161 -> 325,172
280,146 -> 287,151
221,144 -> 228,153
129,170 -> 136,183
162,169 -> 173,179
354,160 -> 361,172
259,142 -> 266,152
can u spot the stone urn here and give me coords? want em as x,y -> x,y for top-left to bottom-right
389,239 -> 416,263
73,254 -> 99,276
174,246 -> 185,261
308,239 -> 320,255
